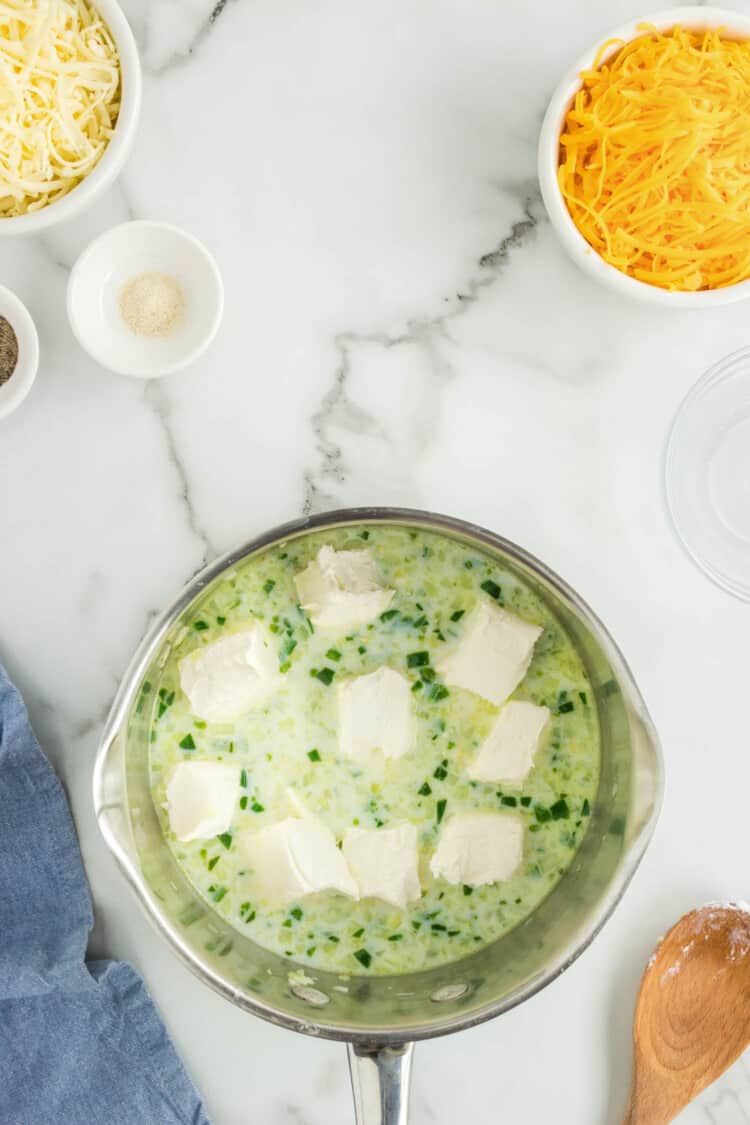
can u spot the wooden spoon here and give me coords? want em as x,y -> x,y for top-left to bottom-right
623,903 -> 750,1125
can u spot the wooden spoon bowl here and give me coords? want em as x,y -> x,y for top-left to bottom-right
624,903 -> 750,1125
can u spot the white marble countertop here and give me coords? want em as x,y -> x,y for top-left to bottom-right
3,0 -> 750,1121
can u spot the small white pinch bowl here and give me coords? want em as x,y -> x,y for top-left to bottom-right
0,0 -> 142,236
0,285 -> 40,420
538,7 -> 750,307
67,220 -> 224,378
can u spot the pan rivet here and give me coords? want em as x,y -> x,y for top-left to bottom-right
291,985 -> 330,1007
430,983 -> 470,1003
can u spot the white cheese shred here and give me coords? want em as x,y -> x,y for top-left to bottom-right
0,0 -> 120,218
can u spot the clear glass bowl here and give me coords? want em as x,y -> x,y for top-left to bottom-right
666,348 -> 750,602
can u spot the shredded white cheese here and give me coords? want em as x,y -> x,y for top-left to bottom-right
0,0 -> 121,218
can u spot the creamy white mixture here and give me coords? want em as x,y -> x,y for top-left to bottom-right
147,525 -> 600,975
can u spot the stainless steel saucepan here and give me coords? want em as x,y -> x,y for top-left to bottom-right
93,508 -> 663,1124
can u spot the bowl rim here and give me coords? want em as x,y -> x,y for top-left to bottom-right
0,0 -> 142,236
0,284 -> 40,419
66,219 -> 225,378
93,506 -> 664,1044
537,6 -> 750,307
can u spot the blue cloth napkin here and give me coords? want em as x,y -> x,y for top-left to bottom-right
0,664 -> 211,1125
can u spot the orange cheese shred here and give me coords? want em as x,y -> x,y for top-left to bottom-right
558,25 -> 750,291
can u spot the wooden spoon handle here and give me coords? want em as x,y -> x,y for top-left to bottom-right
621,1089 -> 637,1125
621,1075 -> 678,1125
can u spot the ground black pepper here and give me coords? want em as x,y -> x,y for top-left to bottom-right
0,316 -> 18,385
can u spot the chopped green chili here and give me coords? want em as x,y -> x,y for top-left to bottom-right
550,797 -> 570,820
179,904 -> 204,927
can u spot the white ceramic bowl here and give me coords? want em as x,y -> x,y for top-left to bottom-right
0,0 -> 141,236
538,7 -> 750,307
0,286 -> 40,420
67,220 -> 224,378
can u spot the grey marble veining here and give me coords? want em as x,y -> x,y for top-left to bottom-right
145,380 -> 219,565
303,192 -> 544,515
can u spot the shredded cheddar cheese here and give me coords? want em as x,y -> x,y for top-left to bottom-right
558,26 -> 750,291
0,0 -> 120,219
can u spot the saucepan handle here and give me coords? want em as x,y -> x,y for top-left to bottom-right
92,726 -> 137,868
347,1042 -> 414,1125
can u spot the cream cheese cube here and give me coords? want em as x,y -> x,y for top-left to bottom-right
437,601 -> 542,706
245,816 -> 359,905
178,626 -> 281,723
166,761 -> 239,842
468,701 -> 550,785
338,667 -> 414,761
294,546 -> 394,629
343,824 -> 421,909
430,811 -> 523,886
